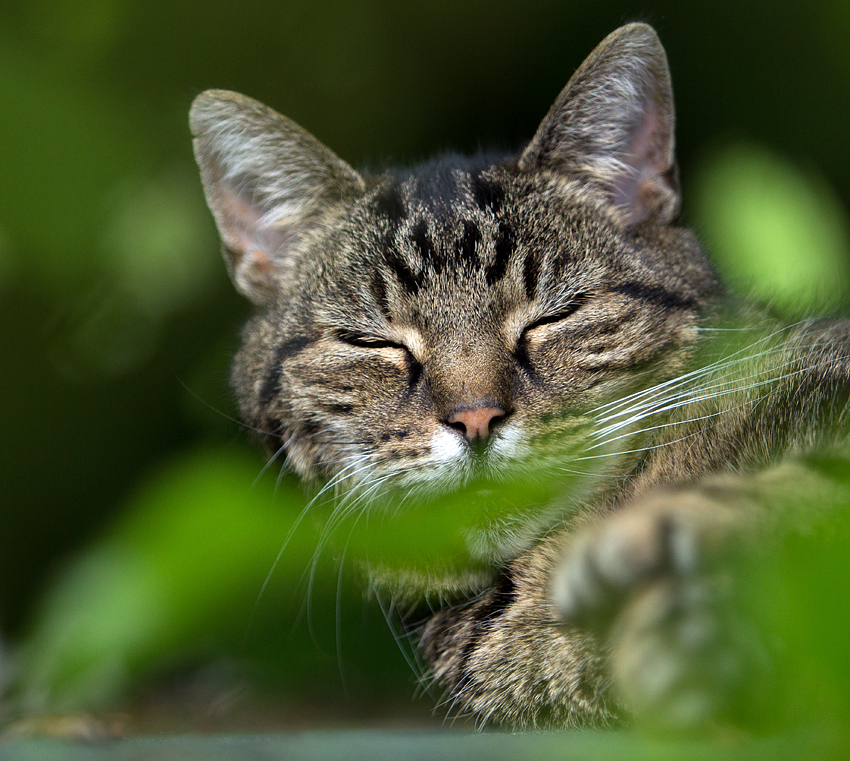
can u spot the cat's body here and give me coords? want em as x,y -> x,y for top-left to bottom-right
191,24 -> 850,729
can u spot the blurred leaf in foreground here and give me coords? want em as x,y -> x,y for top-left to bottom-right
15,448 -> 318,713
13,443 -> 850,746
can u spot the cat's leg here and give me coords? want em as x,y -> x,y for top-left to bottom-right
419,544 -> 619,729
417,490 -> 747,729
552,456 -> 850,728
553,477 -> 764,728
421,454 -> 850,730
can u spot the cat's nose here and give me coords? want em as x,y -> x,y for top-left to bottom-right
445,405 -> 508,441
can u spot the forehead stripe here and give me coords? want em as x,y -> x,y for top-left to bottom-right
384,248 -> 422,295
457,220 -> 482,267
471,173 -> 504,214
370,271 -> 392,319
522,250 -> 540,300
486,221 -> 514,285
411,218 -> 444,273
372,183 -> 407,222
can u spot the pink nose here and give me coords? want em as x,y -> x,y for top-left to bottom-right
446,406 -> 507,441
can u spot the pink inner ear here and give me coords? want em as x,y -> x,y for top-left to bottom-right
217,183 -> 269,255
231,246 -> 283,305
610,93 -> 676,225
210,180 -> 295,303
627,96 -> 667,171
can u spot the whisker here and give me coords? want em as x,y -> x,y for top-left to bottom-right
593,342 -> 791,421
373,588 -> 431,691
576,349 -> 850,471
243,496 -> 315,643
254,441 -> 289,486
593,323 -> 812,419
593,337 -> 842,437
245,454 -> 383,645
591,352 -> 850,451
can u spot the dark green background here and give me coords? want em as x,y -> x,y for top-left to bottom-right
2,0 -> 850,731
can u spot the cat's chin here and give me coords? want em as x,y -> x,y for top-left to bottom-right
316,450 -> 600,597
321,419 -> 607,516
308,419 -> 621,592
366,559 -> 497,601
349,476 -> 590,600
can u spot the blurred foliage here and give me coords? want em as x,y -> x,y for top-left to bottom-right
742,513 -> 850,732
692,143 -> 850,312
18,449 -> 303,713
12,448 -> 424,726
2,0 -> 850,741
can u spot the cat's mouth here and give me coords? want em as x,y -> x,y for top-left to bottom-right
422,424 -> 525,485
363,418 -> 593,499
322,429 -> 600,580
315,414 -> 609,522
311,416 -> 617,582
466,437 -> 491,459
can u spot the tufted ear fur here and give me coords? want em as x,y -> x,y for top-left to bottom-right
190,90 -> 365,304
519,23 -> 679,227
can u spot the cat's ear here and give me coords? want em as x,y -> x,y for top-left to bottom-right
191,90 -> 365,304
519,23 -> 678,227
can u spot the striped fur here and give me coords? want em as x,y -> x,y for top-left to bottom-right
192,23 -> 850,729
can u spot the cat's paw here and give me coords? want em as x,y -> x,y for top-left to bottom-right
552,490 -> 768,729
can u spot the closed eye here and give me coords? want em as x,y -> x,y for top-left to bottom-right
522,293 -> 591,336
335,329 -> 408,351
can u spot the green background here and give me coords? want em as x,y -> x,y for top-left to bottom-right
2,0 -> 850,734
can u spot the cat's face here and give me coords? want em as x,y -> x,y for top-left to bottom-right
232,163 -> 713,500
192,24 -> 719,509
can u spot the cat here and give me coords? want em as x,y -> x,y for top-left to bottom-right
190,23 -> 850,730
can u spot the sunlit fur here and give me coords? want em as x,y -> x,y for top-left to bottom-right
192,23 -> 850,729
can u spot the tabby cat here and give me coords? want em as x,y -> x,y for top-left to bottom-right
190,24 -> 850,729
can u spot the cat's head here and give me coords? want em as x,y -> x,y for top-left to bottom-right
191,23 -> 719,506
